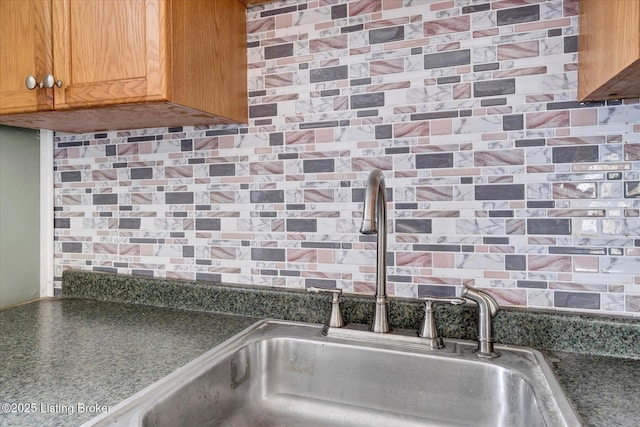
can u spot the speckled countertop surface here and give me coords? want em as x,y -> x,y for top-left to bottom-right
0,299 -> 258,427
1,270 -> 639,426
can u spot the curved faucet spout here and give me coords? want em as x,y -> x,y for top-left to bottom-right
360,169 -> 390,333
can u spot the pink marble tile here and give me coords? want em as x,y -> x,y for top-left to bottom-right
351,156 -> 393,171
430,0 -> 454,11
276,13 -> 292,29
416,186 -> 454,201
265,73 -> 294,87
474,149 -> 524,166
571,109 -> 598,127
528,255 -> 572,272
430,119 -> 452,135
288,249 -> 317,263
396,252 -> 432,267
424,15 -> 470,36
453,83 -> 471,99
515,18 -> 571,32
497,41 -> 539,60
493,66 -> 546,78
349,0 -> 381,16
370,58 -> 404,75
310,35 -> 348,52
526,111 -> 570,129
492,0 -> 544,9
285,130 -> 315,145
248,17 -> 275,34
394,122 -> 429,137
250,161 -> 284,175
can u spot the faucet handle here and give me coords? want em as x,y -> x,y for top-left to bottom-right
460,286 -> 500,358
307,287 -> 345,328
418,296 -> 465,349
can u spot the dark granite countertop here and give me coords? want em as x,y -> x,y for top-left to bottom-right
0,299 -> 258,427
1,270 -> 639,426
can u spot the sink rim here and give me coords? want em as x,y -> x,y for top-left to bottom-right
83,319 -> 583,427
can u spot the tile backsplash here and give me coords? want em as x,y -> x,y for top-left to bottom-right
53,0 -> 640,317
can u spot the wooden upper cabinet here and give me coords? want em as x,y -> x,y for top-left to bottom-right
0,0 -> 53,114
578,0 -> 640,102
51,0 -> 167,109
0,0 -> 247,133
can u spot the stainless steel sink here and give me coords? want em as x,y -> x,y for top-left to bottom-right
85,320 -> 582,427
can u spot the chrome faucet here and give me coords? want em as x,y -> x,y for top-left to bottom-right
461,286 -> 500,358
360,169 -> 390,333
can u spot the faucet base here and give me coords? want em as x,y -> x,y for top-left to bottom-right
370,296 -> 390,333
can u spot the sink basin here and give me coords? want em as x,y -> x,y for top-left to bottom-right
85,320 -> 582,427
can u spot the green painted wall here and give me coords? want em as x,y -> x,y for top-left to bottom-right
0,125 -> 40,308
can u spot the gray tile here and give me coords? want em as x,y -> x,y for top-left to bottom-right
183,246 -> 194,257
417,285 -> 456,298
251,248 -> 285,262
303,159 -> 334,173
249,103 -> 277,118
375,124 -> 392,139
413,244 -> 460,252
411,111 -> 458,120
301,242 -> 341,249
265,43 -> 294,59
93,194 -> 118,205
503,114 -> 524,131
310,65 -> 348,83
270,133 -> 284,146
505,254 -> 526,270
250,190 -> 284,204
304,278 -> 337,288
369,26 -> 404,44
552,146 -> 599,163
131,168 -> 153,180
517,280 -> 547,289
395,219 -> 432,233
555,291 -> 600,310
286,218 -> 317,232
331,4 -> 347,19
62,242 -> 83,253
549,246 -> 607,255
484,237 -> 509,244
497,5 -> 540,26
209,164 -> 236,177
119,218 -> 141,229
462,3 -> 490,13
416,153 -> 454,169
475,184 -> 524,200
424,50 -> 470,69
195,272 -> 222,282
350,92 -> 385,109
195,218 -> 221,231
474,79 -> 516,97
61,171 -> 81,182
54,218 -> 70,228
299,121 -> 339,129
474,62 -> 500,72
564,35 -> 578,53
260,5 -> 297,17
165,192 -> 194,205
527,218 -> 572,235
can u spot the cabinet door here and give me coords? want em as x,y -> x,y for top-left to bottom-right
51,0 -> 167,110
0,0 -> 54,114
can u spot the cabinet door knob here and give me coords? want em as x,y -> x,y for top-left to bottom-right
25,75 -> 38,90
25,74 -> 63,90
42,74 -> 63,89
